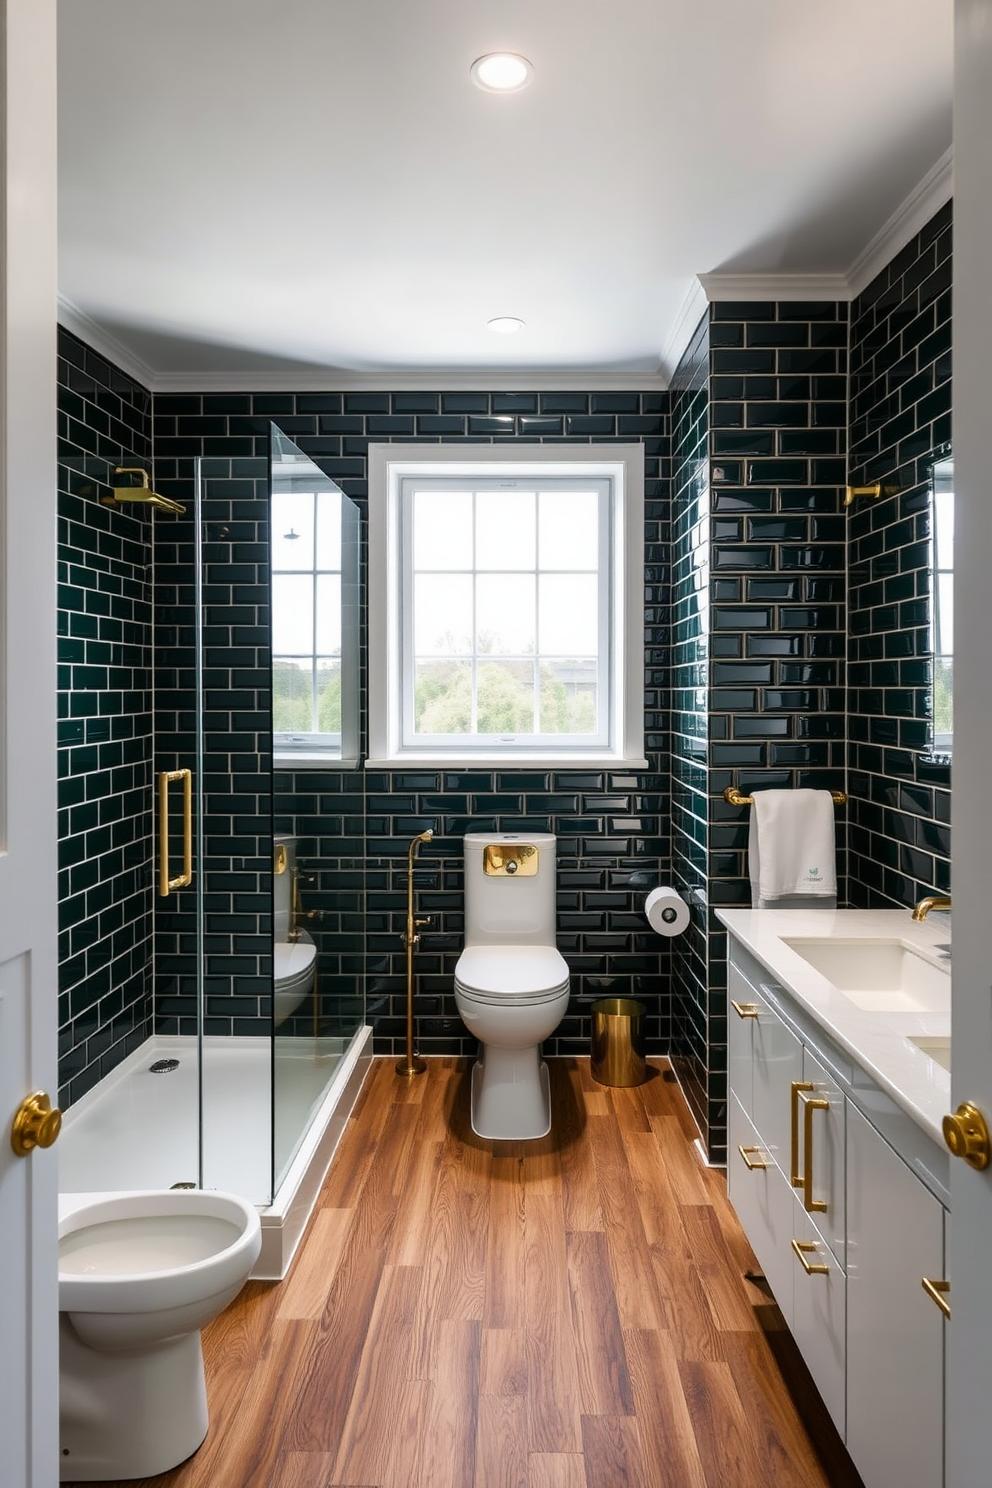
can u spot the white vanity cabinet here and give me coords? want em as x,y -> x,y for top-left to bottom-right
724,931 -> 949,1487
846,1103 -> 945,1488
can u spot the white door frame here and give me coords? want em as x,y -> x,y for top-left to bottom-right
0,2 -> 59,1485
947,5 -> 992,1483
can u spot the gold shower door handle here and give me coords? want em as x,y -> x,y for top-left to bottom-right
158,768 -> 193,896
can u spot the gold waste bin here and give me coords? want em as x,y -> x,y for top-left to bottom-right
590,997 -> 647,1087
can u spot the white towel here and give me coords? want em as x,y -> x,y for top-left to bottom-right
748,789 -> 837,907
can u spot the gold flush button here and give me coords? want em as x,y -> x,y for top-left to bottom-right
483,843 -> 539,877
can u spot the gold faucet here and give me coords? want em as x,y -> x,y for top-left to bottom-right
912,896 -> 952,922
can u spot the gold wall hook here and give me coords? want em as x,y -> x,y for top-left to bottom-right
11,1090 -> 62,1156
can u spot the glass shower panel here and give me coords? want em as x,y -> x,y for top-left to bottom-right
270,427 -> 365,1192
194,455 -> 274,1206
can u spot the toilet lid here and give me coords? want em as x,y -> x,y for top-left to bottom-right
275,938 -> 316,989
454,944 -> 569,999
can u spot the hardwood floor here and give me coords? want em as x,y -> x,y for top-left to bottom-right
82,1057 -> 862,1488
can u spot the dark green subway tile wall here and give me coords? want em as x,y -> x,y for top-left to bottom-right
151,391 -> 673,1060
847,201 -> 952,906
57,328 -> 155,1107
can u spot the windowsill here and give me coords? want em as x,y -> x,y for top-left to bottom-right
275,753 -> 360,771
365,755 -> 650,770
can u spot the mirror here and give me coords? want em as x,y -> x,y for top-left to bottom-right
928,453 -> 953,758
269,425 -> 360,767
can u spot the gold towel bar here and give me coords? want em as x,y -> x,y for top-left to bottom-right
103,466 -> 186,516
724,786 -> 847,807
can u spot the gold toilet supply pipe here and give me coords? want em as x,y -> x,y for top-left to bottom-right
397,828 -> 433,1078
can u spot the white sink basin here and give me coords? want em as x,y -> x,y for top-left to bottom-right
908,1035 -> 951,1072
783,937 -> 950,1013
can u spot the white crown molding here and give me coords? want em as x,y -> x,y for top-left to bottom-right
57,295 -> 157,390
698,271 -> 851,302
847,145 -> 952,298
149,367 -> 669,393
658,276 -> 709,380
697,147 -> 953,308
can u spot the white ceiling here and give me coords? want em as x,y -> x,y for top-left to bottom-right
57,0 -> 953,387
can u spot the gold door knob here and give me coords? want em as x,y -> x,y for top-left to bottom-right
942,1101 -> 991,1171
10,1090 -> 62,1157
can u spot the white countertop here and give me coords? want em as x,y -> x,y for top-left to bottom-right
716,908 -> 951,1145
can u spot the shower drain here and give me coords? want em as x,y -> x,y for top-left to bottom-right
148,1058 -> 180,1073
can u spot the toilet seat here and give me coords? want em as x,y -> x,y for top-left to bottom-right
454,944 -> 569,1005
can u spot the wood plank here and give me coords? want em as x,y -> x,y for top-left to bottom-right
607,1084 -> 652,1135
580,1414 -> 648,1488
483,1152 -> 526,1328
558,1062 -> 604,1232
524,1193 -> 583,1453
623,1328 -> 707,1488
386,1139 -> 443,1266
528,1455 -> 587,1488
650,1112 -> 711,1205
417,1318 -> 480,1488
480,1328 -> 528,1397
623,1129 -> 688,1254
269,1452 -> 337,1488
276,1209 -> 353,1320
588,1111 -> 668,1331
331,1264 -> 423,1487
564,1230 -> 635,1417
678,1358 -> 772,1487
474,1393 -> 528,1488
720,1331 -> 831,1488
287,1104 -> 417,1451
679,1204 -> 760,1334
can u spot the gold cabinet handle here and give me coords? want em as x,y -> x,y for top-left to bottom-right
738,1144 -> 769,1170
731,1000 -> 759,1019
922,1277 -> 951,1319
11,1091 -> 62,1157
802,1095 -> 830,1214
158,769 -> 193,897
942,1102 -> 991,1171
790,1081 -> 815,1187
791,1238 -> 830,1276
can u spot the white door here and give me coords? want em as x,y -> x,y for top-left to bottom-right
0,2 -> 59,1485
947,6 -> 992,1484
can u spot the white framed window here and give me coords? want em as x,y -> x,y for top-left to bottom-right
368,444 -> 645,767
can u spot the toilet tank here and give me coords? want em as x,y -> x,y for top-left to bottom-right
463,832 -> 557,946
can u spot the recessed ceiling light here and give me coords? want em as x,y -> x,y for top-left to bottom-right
487,316 -> 525,334
470,52 -> 533,93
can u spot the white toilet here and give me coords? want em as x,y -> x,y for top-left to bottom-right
58,1188 -> 261,1481
454,832 -> 569,1140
